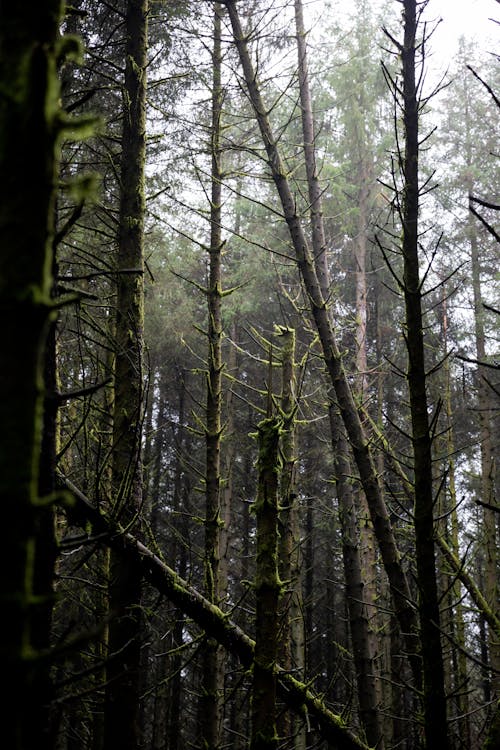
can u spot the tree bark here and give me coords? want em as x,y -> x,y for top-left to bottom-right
251,416 -> 282,750
468,192 -> 500,702
276,327 -> 307,748
331,412 -> 384,748
104,2 -> 148,748
201,5 -> 225,747
0,3 -> 68,747
399,2 -> 448,745
439,293 -> 471,747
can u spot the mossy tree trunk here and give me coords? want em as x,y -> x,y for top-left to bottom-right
104,1 -> 148,747
61,472 -> 373,750
276,326 -> 306,747
252,416 -> 283,750
0,2 -> 71,747
201,4 -> 225,747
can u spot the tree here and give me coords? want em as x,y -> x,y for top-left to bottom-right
395,3 -> 448,743
103,1 -> 149,747
201,4 -> 225,746
7,1 -> 500,746
0,2 -> 92,747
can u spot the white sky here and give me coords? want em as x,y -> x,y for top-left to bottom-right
423,0 -> 498,61
306,0 -> 499,69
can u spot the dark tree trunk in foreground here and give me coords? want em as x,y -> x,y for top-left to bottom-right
0,2 -> 71,747
104,1 -> 148,748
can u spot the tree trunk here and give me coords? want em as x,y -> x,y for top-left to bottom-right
165,369 -> 189,750
0,3 -> 67,746
201,5 -> 225,747
468,194 -> 500,702
251,416 -> 283,750
439,293 -> 471,748
276,327 -> 305,746
331,411 -> 384,748
104,1 -> 148,747
399,2 -> 448,745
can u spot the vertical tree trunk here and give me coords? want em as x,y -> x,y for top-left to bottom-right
164,368 -> 189,750
354,155 -> 383,735
0,3 -> 67,747
219,321 -> 237,609
201,4 -> 225,747
399,1 -> 448,745
104,1 -> 148,747
331,412 -> 384,748
468,195 -> 500,702
439,293 -> 471,747
251,416 -> 283,750
276,327 -> 303,744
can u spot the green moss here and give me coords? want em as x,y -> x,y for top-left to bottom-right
256,417 -> 283,478
56,34 -> 84,65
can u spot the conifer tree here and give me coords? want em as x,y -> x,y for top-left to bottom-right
104,1 -> 149,747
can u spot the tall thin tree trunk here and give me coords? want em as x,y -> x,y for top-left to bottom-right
468,195 -> 500,700
331,412 -> 384,748
165,369 -> 189,750
440,293 -> 471,748
251,416 -> 283,750
354,157 -> 383,734
201,4 -> 225,747
399,2 -> 448,745
276,327 -> 303,745
104,1 -> 148,747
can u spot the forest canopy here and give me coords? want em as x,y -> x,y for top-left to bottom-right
0,1 -> 498,750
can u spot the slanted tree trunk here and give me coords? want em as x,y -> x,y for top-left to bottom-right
224,0 -> 421,691
60,472 -> 374,750
104,1 -> 148,747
